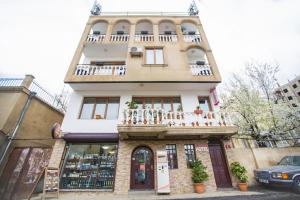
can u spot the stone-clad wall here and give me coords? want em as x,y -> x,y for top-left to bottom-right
114,139 -> 217,195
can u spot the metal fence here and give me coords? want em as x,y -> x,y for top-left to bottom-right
0,77 -> 66,113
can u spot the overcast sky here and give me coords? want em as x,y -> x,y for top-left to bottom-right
0,0 -> 300,94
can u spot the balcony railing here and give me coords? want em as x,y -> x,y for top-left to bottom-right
75,64 -> 126,76
121,109 -> 233,127
86,34 -> 106,42
190,64 -> 212,76
159,34 -> 178,42
183,34 -> 201,43
110,34 -> 130,42
134,34 -> 154,42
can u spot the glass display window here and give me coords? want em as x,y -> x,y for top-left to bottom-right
60,143 -> 117,190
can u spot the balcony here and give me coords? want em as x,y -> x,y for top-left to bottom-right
86,34 -> 106,42
190,64 -> 212,76
134,34 -> 154,42
118,109 -> 237,139
110,34 -> 130,42
183,34 -> 201,43
159,34 -> 178,42
75,64 -> 126,76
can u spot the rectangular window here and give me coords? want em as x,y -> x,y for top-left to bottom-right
283,88 -> 288,93
288,96 -> 293,100
60,143 -> 118,190
184,144 -> 196,168
292,84 -> 297,88
145,48 -> 164,64
298,92 -> 300,96
132,97 -> 181,111
165,144 -> 178,169
198,97 -> 212,111
80,97 -> 120,119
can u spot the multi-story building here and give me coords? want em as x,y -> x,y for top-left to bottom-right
275,75 -> 300,108
51,11 -> 238,196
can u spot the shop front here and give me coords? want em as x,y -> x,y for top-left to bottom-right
59,133 -> 119,191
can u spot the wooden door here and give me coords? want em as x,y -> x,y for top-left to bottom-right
130,146 -> 154,190
208,141 -> 232,188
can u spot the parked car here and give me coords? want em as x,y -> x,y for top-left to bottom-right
254,154 -> 300,193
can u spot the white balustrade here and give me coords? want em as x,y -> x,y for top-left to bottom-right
190,64 -> 212,76
159,35 -> 178,42
122,109 -> 233,127
86,34 -> 106,42
134,35 -> 154,42
183,34 -> 201,43
110,34 -> 130,42
75,64 -> 126,76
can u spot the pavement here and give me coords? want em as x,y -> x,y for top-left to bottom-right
33,186 -> 300,200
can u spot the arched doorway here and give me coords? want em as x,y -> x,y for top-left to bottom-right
130,146 -> 154,190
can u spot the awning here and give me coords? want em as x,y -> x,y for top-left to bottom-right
62,133 -> 119,143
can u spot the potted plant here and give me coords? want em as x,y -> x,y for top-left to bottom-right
126,101 -> 138,109
230,161 -> 248,191
194,106 -> 203,115
191,159 -> 209,193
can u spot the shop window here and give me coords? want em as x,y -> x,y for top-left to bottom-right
184,144 -> 196,168
145,48 -> 164,64
60,143 -> 118,190
198,97 -> 212,111
165,144 -> 178,169
288,96 -> 293,100
79,97 -> 120,119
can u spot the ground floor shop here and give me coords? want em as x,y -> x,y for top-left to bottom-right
54,136 -> 234,195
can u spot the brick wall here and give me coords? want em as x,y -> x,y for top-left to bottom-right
114,139 -> 217,195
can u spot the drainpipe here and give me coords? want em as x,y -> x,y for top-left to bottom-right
0,75 -> 36,167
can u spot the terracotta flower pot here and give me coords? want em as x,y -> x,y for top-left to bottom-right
238,183 -> 248,191
194,183 -> 205,193
194,109 -> 203,115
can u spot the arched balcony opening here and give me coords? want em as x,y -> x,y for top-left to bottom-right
187,48 -> 212,76
135,20 -> 154,42
110,20 -> 131,42
87,21 -> 108,42
181,22 -> 201,43
158,20 -> 177,42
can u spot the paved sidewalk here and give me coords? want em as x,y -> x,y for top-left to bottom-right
57,189 -> 263,200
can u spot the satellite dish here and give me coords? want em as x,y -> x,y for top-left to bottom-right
188,0 -> 199,16
91,0 -> 102,16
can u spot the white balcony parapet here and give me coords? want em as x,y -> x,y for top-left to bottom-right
110,34 -> 130,42
190,64 -> 212,76
159,34 -> 178,42
134,35 -> 154,42
86,34 -> 106,42
75,64 -> 126,76
121,109 -> 233,127
183,34 -> 201,43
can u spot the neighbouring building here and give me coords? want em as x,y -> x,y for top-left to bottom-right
47,10 -> 240,197
275,75 -> 300,108
0,75 -> 64,200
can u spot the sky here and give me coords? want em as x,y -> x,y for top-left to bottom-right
0,0 -> 300,94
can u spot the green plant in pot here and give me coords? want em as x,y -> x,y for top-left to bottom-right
191,159 -> 209,193
126,101 -> 138,109
230,161 -> 248,191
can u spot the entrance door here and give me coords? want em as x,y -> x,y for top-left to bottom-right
208,140 -> 232,188
130,146 -> 154,190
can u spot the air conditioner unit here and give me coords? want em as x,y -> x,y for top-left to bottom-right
130,46 -> 143,56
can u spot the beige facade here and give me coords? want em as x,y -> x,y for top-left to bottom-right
64,15 -> 221,84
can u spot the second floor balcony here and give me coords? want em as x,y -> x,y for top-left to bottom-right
75,64 -> 126,76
